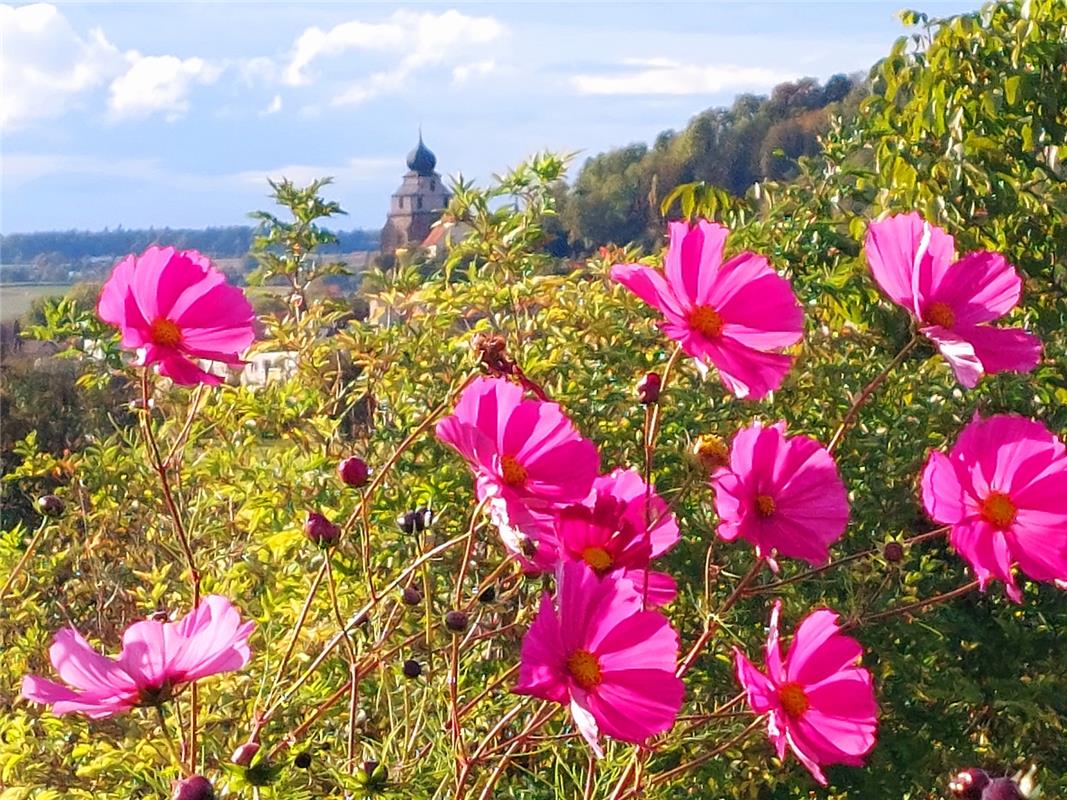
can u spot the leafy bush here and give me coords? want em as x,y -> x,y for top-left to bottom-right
1,2 -> 1064,799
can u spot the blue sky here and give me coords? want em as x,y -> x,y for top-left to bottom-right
1,1 -> 981,234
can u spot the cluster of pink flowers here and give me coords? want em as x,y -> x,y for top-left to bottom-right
20,208 -> 1060,792
435,214 -> 1060,785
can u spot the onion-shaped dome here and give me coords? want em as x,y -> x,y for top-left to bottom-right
406,133 -> 437,176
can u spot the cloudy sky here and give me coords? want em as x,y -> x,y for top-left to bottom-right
1,1 -> 979,234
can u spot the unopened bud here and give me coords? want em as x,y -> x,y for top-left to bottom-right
171,775 -> 215,800
397,507 -> 433,535
231,741 -> 260,766
401,586 -> 423,606
444,610 -> 468,633
37,495 -> 64,517
950,769 -> 990,800
883,542 -> 905,563
982,779 -> 1024,800
636,372 -> 662,404
304,511 -> 340,547
356,760 -> 388,791
294,751 -> 312,769
338,456 -> 370,488
402,659 -> 422,678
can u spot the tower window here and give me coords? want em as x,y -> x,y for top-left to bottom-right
417,196 -> 423,209
398,197 -> 404,209
430,180 -> 436,191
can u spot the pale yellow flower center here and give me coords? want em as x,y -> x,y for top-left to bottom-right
566,649 -> 603,690
694,435 -> 730,471
581,546 -> 614,572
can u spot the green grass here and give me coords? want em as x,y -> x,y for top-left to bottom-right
0,284 -> 72,323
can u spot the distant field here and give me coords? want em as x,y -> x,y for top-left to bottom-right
0,284 -> 72,323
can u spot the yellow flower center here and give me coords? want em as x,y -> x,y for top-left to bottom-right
755,494 -> 777,517
689,305 -> 725,338
924,301 -> 956,329
980,491 -> 1017,530
149,318 -> 183,348
566,649 -> 603,691
694,435 -> 730,471
499,455 -> 528,487
581,546 -> 613,572
778,682 -> 809,717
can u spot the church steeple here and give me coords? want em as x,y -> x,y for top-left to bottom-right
380,130 -> 450,255
406,131 -> 437,176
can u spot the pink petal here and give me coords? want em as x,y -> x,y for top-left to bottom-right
699,336 -> 794,400
514,593 -> 569,704
48,628 -> 137,695
595,609 -> 679,673
784,609 -> 861,687
585,667 -> 684,744
950,520 -> 1018,601
156,354 -> 223,386
927,250 -> 1022,325
955,324 -> 1041,376
20,675 -> 135,719
733,647 -> 779,714
714,254 -> 804,349
865,213 -> 954,315
569,695 -> 604,757
664,219 -> 728,306
921,450 -> 967,524
610,262 -> 688,320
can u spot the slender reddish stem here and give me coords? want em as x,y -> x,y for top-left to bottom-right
677,559 -> 763,678
848,580 -> 980,629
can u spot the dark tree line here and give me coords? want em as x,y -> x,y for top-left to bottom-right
558,74 -> 865,250
0,226 -> 380,267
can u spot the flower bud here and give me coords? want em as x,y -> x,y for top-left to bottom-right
231,741 -> 260,767
402,659 -> 422,678
337,456 -> 370,488
294,751 -> 312,769
356,760 -> 388,791
444,610 -> 468,633
950,769 -> 991,800
304,511 -> 340,547
635,372 -> 662,404
171,775 -> 215,800
883,541 -> 905,563
401,586 -> 423,606
37,495 -> 64,517
397,507 -> 433,535
982,779 -> 1024,800
692,435 -> 730,472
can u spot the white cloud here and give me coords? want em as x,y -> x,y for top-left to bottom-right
108,54 -> 221,120
0,3 -> 125,130
571,59 -> 796,96
263,94 -> 283,115
282,9 -> 504,105
451,59 -> 496,86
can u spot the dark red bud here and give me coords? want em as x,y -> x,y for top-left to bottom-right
401,586 -> 423,606
231,741 -> 260,766
304,511 -> 340,547
337,456 -> 370,488
883,542 -> 905,563
402,659 -> 422,678
444,610 -> 468,633
171,775 -> 215,800
37,495 -> 64,516
982,778 -> 1024,800
950,769 -> 991,800
294,751 -> 312,769
636,372 -> 662,404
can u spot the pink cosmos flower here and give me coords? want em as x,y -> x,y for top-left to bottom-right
611,220 -> 803,400
512,467 -> 679,576
98,246 -> 256,386
734,601 -> 878,785
865,213 -> 1041,387
21,595 -> 254,718
712,421 -> 849,570
921,414 -> 1067,602
514,561 -> 684,755
436,376 -> 600,557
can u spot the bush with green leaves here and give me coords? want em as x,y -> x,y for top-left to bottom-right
1,2 -> 1064,799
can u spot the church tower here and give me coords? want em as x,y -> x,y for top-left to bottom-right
380,132 -> 451,254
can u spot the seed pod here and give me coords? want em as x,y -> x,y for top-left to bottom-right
402,585 -> 423,606
171,775 -> 215,800
444,610 -> 468,633
231,741 -> 260,767
883,541 -> 905,563
304,511 -> 340,547
402,659 -> 422,678
397,507 -> 433,535
293,751 -> 312,769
